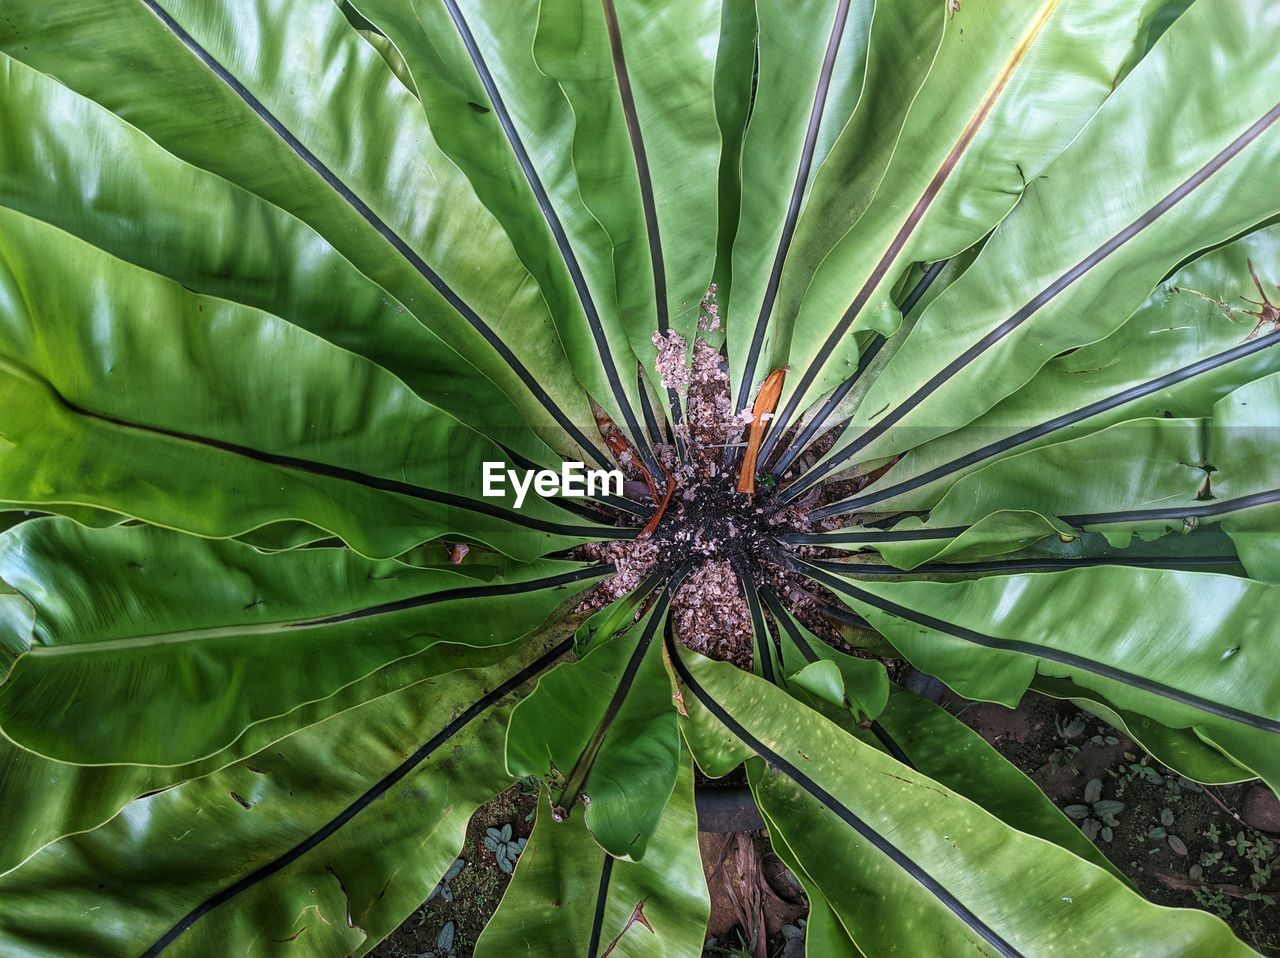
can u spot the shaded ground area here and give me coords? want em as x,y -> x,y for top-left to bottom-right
377,693 -> 1280,957
953,691 -> 1280,955
371,783 -> 537,958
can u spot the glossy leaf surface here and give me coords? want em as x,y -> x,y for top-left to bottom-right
1,0 -> 1278,954
0,519 -> 600,764
474,757 -> 708,958
675,647 -> 1250,957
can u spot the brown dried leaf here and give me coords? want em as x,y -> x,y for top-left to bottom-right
737,368 -> 787,494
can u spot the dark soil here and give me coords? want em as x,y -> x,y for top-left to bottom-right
371,783 -> 538,958
649,474 -> 783,578
948,690 -> 1280,955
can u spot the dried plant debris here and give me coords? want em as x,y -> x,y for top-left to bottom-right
574,333 -> 855,665
574,536 -> 658,611
684,339 -> 754,473
652,328 -> 690,391
671,560 -> 753,670
699,283 -> 721,333
570,288 -> 903,668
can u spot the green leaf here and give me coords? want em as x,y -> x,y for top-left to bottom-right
2,1 -> 1277,953
474,755 -> 708,958
0,631 -> 576,957
805,561 -> 1280,794
532,0 -> 722,364
0,518 -> 601,764
789,660 -> 847,710
0,50 -> 561,471
800,0 -> 1280,489
707,0 -> 757,310
343,0 -> 665,448
726,0 -> 875,409
506,585 -> 681,859
812,417 -> 1210,564
759,587 -> 889,720
674,647 -> 1251,957
0,0 -> 613,463
843,223 -> 1280,515
0,606 -> 572,880
870,687 -> 1123,880
1209,370 -> 1280,581
0,207 -> 611,561
769,0 -> 1167,428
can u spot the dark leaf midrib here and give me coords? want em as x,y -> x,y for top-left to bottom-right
793,486 -> 1280,543
301,564 -> 609,628
440,0 -> 660,475
759,587 -> 817,666
140,635 -> 576,957
801,561 -> 1280,735
783,99 -> 1280,503
137,0 -> 611,469
669,647 -> 1022,958
585,853 -> 616,958
50,382 -> 625,540
1061,487 -> 1280,527
737,562 -> 775,684
802,555 -> 1241,576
